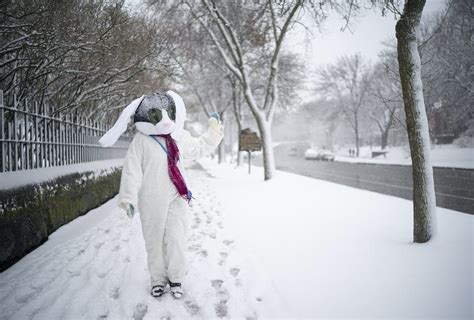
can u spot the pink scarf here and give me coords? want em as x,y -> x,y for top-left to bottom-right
150,134 -> 192,202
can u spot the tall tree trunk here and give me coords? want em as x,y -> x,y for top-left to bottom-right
217,111 -> 226,164
381,129 -> 389,150
354,113 -> 360,157
255,113 -> 275,180
236,115 -> 242,166
232,84 -> 243,166
381,111 -> 395,150
396,0 -> 437,243
236,120 -> 243,166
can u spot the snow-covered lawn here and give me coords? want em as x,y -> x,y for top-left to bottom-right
334,144 -> 474,169
0,159 -> 472,319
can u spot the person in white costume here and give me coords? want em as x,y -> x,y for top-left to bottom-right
99,90 -> 223,299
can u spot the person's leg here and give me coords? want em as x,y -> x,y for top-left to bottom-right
139,202 -> 169,287
163,197 -> 190,284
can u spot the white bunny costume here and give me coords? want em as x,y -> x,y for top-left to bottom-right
99,90 -> 223,288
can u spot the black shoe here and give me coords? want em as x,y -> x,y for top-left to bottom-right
150,284 -> 166,298
168,281 -> 183,299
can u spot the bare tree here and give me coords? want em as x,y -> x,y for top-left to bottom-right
419,0 -> 473,137
395,0 -> 437,242
179,0 -> 310,180
369,61 -> 405,149
317,53 -> 373,157
0,0 -> 175,120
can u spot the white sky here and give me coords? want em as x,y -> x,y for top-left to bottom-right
287,0 -> 447,101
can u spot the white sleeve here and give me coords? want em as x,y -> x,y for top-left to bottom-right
117,134 -> 143,211
178,126 -> 224,161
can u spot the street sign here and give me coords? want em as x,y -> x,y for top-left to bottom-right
239,128 -> 261,174
239,128 -> 261,152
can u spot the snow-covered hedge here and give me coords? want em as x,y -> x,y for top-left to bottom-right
0,167 -> 122,272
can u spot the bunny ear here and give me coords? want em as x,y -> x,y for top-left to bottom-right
167,90 -> 186,141
99,95 -> 145,147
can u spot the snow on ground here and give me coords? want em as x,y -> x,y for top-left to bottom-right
0,159 -> 472,319
334,144 -> 474,169
201,159 -> 473,319
0,158 -> 124,190
0,163 -> 270,320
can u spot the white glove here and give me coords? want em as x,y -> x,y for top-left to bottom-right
208,117 -> 223,134
126,204 -> 135,219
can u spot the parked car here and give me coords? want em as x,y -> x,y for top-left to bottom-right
304,148 -> 335,161
318,150 -> 335,161
304,148 -> 319,160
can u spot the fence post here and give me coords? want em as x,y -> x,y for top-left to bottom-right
12,94 -> 18,171
24,98 -> 29,170
34,101 -> 39,169
0,90 -> 4,172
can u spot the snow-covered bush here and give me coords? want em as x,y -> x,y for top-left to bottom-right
0,168 -> 122,272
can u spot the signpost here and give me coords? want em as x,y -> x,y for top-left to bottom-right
239,128 -> 262,174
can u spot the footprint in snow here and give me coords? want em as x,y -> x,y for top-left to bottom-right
214,288 -> 230,318
211,279 -> 224,290
229,268 -> 240,277
187,243 -> 201,252
246,312 -> 259,320
184,300 -> 200,316
222,240 -> 233,246
234,278 -> 243,287
214,300 -> 228,318
132,303 -> 148,320
109,287 -> 120,299
96,305 -> 109,319
95,242 -> 105,249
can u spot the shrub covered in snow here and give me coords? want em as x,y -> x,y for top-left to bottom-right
0,168 -> 122,272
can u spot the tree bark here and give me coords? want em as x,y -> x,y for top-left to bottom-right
217,111 -> 226,164
232,85 -> 243,166
254,113 -> 275,180
354,113 -> 360,157
381,128 -> 389,150
396,0 -> 437,243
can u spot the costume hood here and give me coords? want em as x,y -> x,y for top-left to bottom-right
99,90 -> 186,147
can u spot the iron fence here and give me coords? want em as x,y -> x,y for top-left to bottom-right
0,90 -> 130,172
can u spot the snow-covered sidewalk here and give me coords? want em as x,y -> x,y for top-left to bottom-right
0,160 -> 472,319
0,164 -> 270,320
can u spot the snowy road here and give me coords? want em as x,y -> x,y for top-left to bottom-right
273,153 -> 474,214
0,167 -> 269,320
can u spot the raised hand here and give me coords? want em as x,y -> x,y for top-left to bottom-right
209,112 -> 220,123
